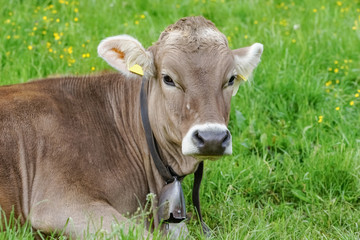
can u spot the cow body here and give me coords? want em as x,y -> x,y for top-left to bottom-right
0,16 -> 263,238
0,75 -> 154,232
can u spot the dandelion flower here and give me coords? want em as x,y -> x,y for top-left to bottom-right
318,115 -> 323,123
335,107 -> 340,111
74,17 -> 78,22
325,81 -> 332,86
350,101 -> 354,106
334,60 -> 338,64
28,45 -> 33,50
91,67 -> 95,71
313,9 -> 317,13
355,93 -> 359,98
43,16 -> 47,21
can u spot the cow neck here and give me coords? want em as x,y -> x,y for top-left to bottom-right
139,76 -> 210,236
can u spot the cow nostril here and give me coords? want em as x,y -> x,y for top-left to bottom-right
193,130 -> 205,146
222,130 -> 231,147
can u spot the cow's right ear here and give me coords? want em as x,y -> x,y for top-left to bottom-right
97,35 -> 154,77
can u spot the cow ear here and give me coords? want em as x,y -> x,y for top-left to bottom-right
232,43 -> 263,96
97,35 -> 154,77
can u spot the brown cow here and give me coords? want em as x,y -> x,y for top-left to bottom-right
0,16 -> 263,238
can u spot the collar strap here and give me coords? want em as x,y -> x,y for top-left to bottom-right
140,76 -> 175,183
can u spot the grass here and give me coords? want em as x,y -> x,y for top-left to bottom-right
1,0 -> 359,239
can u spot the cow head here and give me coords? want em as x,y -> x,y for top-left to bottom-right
98,17 -> 263,175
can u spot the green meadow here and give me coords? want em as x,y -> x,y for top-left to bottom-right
0,0 -> 359,239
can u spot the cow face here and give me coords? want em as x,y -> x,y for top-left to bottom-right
98,17 -> 263,170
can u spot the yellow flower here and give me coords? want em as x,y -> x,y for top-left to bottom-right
135,20 -> 139,25
292,39 -> 296,43
140,14 -> 145,19
59,54 -> 64,59
91,67 -> 95,71
336,1 -> 342,6
56,18 -> 60,23
318,115 -> 323,123
350,101 -> 354,106
328,67 -> 332,71
54,33 -> 60,40
244,35 -> 248,39
46,42 -> 51,48
33,27 -> 37,31
336,79 -> 340,84
254,20 -> 258,24
74,8 -> 79,13
313,9 -> 317,13
43,16 -> 47,21
355,93 -> 359,98
334,68 -> 339,73
335,107 -> 340,111
6,35 -> 11,39
68,46 -> 73,54
325,81 -> 332,86
74,17 -> 78,22
28,45 -> 33,50
334,60 -> 338,64
358,89 -> 360,93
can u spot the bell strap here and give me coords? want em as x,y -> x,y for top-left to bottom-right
140,77 -> 174,182
193,161 -> 211,236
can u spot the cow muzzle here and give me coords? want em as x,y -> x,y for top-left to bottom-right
181,123 -> 232,157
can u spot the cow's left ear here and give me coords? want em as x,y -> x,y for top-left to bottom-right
232,43 -> 263,96
97,35 -> 155,77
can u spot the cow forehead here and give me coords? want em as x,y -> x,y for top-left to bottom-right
161,48 -> 235,79
155,27 -> 233,74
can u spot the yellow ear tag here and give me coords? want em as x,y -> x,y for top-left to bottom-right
238,74 -> 247,81
128,64 -> 144,76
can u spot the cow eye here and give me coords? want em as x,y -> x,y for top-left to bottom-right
228,75 -> 237,86
163,75 -> 175,87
